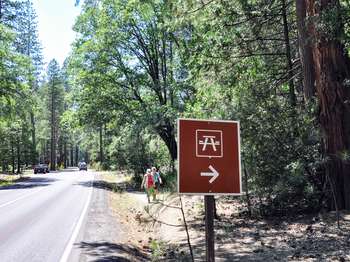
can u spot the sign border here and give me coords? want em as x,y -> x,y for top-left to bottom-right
177,118 -> 243,196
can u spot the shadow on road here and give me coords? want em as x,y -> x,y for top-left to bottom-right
60,167 -> 80,173
75,180 -> 136,193
0,177 -> 57,190
76,241 -> 149,262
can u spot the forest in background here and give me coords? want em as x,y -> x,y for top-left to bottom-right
1,0 -> 350,214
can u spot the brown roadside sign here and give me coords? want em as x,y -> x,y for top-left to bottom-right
178,118 -> 242,195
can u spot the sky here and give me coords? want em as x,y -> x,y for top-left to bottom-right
32,0 -> 81,67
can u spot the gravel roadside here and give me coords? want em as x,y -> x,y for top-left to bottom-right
68,173 -> 149,262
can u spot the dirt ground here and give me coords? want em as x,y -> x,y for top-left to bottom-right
1,170 -> 349,261
100,172 -> 350,261
0,170 -> 34,186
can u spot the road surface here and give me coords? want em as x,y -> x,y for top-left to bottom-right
0,169 -> 99,262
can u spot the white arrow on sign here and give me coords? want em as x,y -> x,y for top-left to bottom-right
200,165 -> 219,184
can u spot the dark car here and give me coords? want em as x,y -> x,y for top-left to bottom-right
78,162 -> 87,171
34,164 -> 48,174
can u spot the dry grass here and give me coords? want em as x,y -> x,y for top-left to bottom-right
96,170 -> 177,260
97,171 -> 151,240
0,170 -> 32,186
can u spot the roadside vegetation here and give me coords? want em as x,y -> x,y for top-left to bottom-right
70,0 -> 350,214
2,0 -> 350,257
97,170 -> 350,261
0,169 -> 33,186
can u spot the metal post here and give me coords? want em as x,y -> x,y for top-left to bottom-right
205,195 -> 215,262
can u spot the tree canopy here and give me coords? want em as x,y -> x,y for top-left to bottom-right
1,0 -> 350,212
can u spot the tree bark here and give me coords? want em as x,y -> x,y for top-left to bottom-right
281,0 -> 296,106
244,165 -> 252,217
64,141 -> 67,168
11,139 -> 15,174
16,137 -> 21,174
70,144 -> 74,167
50,87 -> 56,171
305,0 -> 350,209
296,0 -> 316,101
58,137 -> 63,167
99,124 -> 104,164
156,120 -> 177,162
75,145 -> 79,166
0,0 -> 2,22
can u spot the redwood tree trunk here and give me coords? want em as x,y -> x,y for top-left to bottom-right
296,0 -> 316,101
305,0 -> 350,209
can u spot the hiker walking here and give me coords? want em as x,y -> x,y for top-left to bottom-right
141,168 -> 155,203
151,167 -> 162,200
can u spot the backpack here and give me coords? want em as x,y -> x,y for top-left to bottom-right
154,172 -> 159,183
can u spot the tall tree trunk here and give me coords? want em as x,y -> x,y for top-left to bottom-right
305,0 -> 350,209
11,139 -> 15,174
70,144 -> 74,167
156,120 -> 177,162
282,0 -> 296,106
30,112 -> 37,166
50,90 -> 56,171
296,0 -> 316,101
75,145 -> 79,166
16,138 -> 21,174
0,0 -> 2,22
58,137 -> 63,167
50,131 -> 56,171
45,140 -> 49,164
64,141 -> 67,168
99,124 -> 104,164
244,165 -> 252,217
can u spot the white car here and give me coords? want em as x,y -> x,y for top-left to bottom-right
78,162 -> 87,171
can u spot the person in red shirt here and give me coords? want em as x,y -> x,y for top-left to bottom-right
151,167 -> 162,201
141,168 -> 155,203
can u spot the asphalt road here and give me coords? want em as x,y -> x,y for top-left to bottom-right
0,168 -> 95,262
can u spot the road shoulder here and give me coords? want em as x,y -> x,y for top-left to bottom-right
70,172 -> 149,262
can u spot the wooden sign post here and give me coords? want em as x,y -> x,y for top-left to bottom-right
178,118 -> 242,261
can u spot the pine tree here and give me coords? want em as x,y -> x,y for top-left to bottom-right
14,0 -> 43,165
46,59 -> 63,171
0,0 -> 21,27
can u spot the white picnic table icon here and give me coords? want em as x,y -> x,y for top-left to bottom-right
198,135 -> 220,151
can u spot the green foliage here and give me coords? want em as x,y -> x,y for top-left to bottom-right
2,0 -> 348,214
173,0 -> 325,214
64,0 -> 330,214
0,0 -> 44,171
150,239 -> 166,261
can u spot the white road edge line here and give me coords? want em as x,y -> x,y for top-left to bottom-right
59,174 -> 94,262
0,187 -> 46,209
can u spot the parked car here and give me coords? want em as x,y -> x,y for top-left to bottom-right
34,164 -> 48,174
78,161 -> 87,171
43,164 -> 50,173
